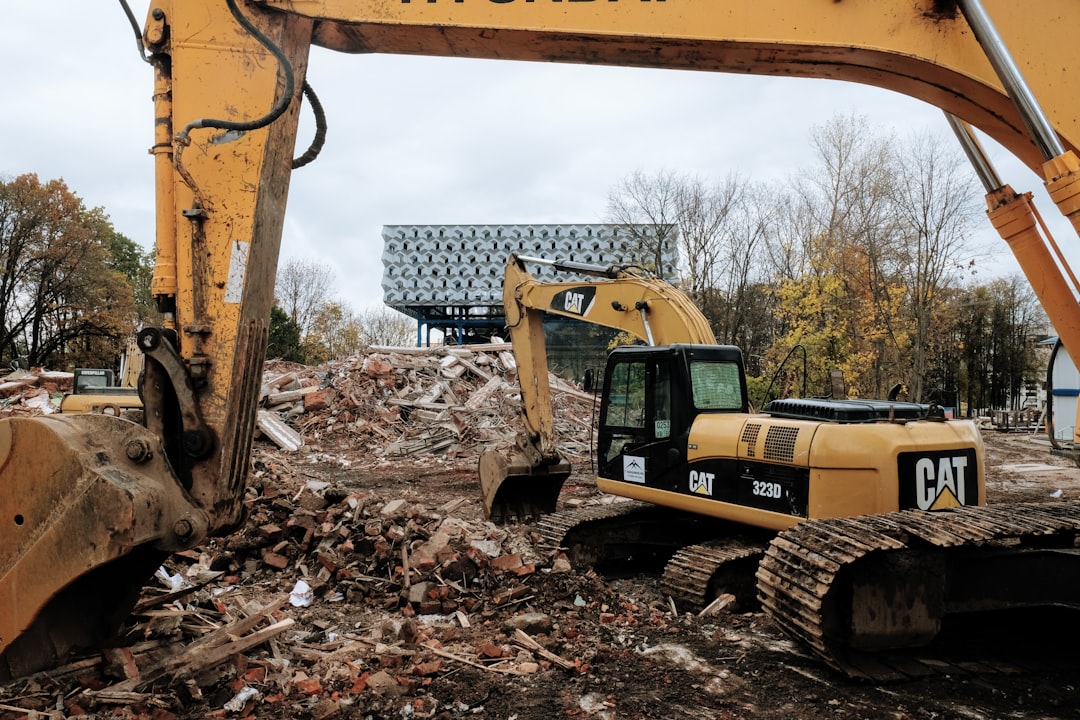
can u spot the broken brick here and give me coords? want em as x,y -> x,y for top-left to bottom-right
262,550 -> 289,569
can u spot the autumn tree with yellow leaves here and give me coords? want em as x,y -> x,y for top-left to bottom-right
607,113 -> 1045,410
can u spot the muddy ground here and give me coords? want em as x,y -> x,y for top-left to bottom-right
3,429 -> 1080,720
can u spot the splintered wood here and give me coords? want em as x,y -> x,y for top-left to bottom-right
258,343 -> 596,459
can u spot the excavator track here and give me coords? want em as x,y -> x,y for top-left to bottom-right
757,502 -> 1080,681
536,502 -> 733,574
662,539 -> 765,613
536,501 -> 654,561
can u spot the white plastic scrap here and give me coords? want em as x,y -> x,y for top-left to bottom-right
289,579 -> 314,607
469,539 -> 502,558
156,566 -> 186,592
223,686 -> 262,712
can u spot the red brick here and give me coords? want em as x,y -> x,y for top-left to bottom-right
478,643 -> 505,659
262,551 -> 289,569
293,677 -> 324,696
490,553 -> 523,572
413,660 -> 444,676
304,389 -> 330,412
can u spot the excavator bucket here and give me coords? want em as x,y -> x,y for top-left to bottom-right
478,449 -> 571,524
0,414 -> 205,680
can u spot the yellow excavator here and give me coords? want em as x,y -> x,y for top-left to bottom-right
4,0 -> 1080,682
479,252 -> 720,523
482,252 -> 987,665
59,336 -> 146,416
482,252 -> 987,523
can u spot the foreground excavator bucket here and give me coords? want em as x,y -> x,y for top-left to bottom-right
478,448 -> 571,524
0,414 -> 206,681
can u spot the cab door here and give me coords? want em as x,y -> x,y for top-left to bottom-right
597,351 -> 686,492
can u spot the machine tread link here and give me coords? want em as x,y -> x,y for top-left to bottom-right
661,539 -> 766,613
535,501 -> 746,574
757,502 -> 1080,681
537,503 -> 771,614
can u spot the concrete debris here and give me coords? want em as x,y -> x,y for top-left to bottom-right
0,367 -> 70,412
0,345 -> 595,466
35,470 -> 634,718
257,409 -> 305,451
258,343 -> 595,459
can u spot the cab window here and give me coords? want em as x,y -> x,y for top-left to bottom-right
603,360 -> 646,429
690,361 -> 743,410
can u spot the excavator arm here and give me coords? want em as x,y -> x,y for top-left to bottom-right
5,0 -> 1080,678
1,0 -> 315,679
480,253 -> 716,521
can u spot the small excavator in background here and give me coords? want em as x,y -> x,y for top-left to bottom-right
5,0 -> 1080,683
60,336 -> 145,416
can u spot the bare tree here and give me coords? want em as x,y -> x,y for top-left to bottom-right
358,307 -> 415,347
605,169 -> 682,279
710,181 -> 775,348
891,130 -> 980,400
675,173 -> 741,302
275,258 -> 334,338
607,170 -> 778,357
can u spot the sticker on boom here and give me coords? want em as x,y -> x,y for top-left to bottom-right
898,448 -> 978,511
551,287 -> 597,318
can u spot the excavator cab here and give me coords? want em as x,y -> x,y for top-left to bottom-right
597,344 -> 749,494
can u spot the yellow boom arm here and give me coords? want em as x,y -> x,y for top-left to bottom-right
5,0 -> 1080,676
479,254 -> 716,521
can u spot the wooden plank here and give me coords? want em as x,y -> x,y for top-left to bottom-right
266,385 -> 319,405
464,375 -> 505,410
454,356 -> 494,382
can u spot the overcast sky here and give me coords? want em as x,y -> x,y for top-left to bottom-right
3,2 -> 1063,317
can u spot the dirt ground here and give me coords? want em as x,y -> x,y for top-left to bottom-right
3,429 -> 1080,720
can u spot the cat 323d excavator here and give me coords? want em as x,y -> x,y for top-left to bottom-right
481,252 -> 991,677
3,0 -> 1080,682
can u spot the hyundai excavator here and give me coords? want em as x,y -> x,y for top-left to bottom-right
3,0 -> 1080,682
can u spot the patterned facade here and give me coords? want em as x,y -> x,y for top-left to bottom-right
381,223 -> 677,345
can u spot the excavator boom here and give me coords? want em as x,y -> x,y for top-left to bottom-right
5,0 -> 1080,678
480,253 -> 716,522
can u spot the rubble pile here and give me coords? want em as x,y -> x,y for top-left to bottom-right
257,343 -> 597,463
0,368 -> 71,414
0,343 -> 597,467
5,352 -> 1079,718
2,345 -> 694,719
4,442 -> 704,720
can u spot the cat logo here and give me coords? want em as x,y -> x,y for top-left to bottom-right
898,449 -> 978,511
689,470 -> 714,496
552,287 -> 596,318
915,455 -> 968,510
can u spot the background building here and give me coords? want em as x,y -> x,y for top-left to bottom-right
381,224 -> 678,365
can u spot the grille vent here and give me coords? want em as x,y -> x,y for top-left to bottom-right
740,423 -> 762,458
764,425 -> 800,463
